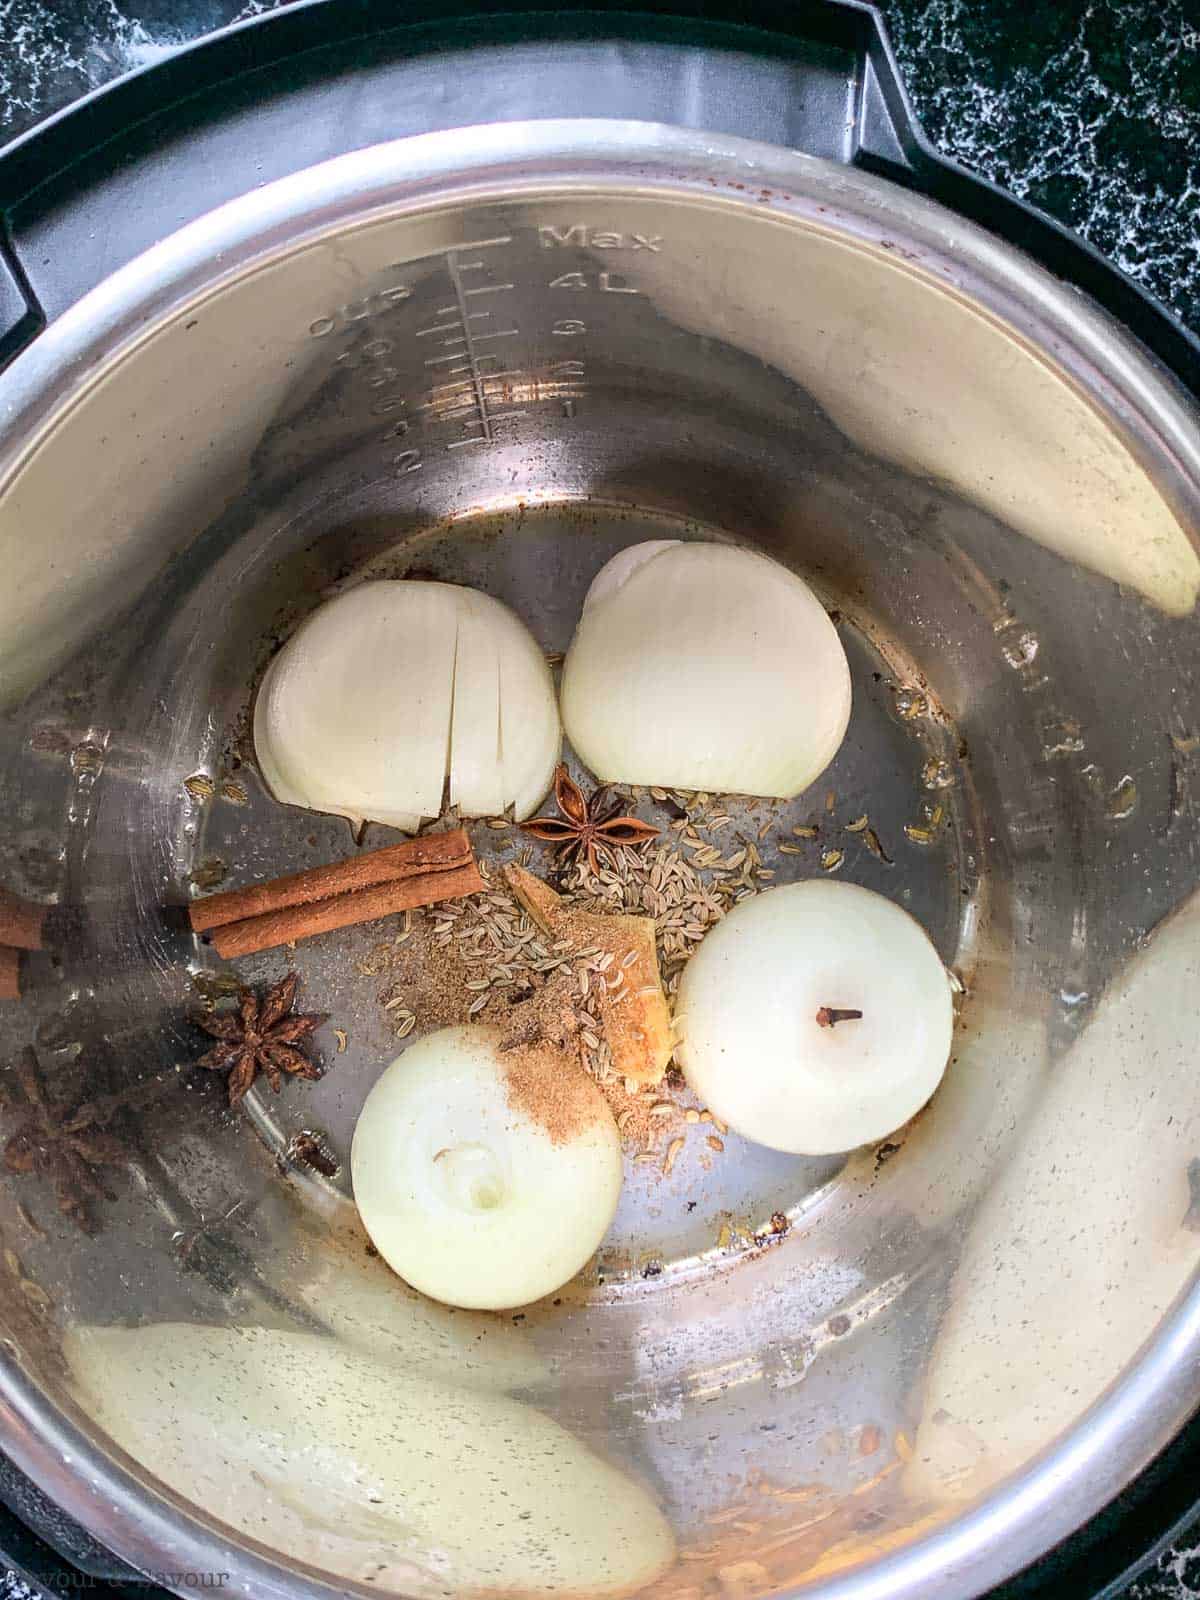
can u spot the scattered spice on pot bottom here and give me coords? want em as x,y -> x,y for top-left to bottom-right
172,647 -> 953,1317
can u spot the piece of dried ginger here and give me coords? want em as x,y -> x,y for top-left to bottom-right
503,864 -> 672,1087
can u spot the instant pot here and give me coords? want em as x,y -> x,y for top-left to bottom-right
2,3 -> 1200,1599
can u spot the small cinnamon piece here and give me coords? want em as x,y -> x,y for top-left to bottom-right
816,1006 -> 863,1029
189,831 -> 474,934
0,945 -> 20,1001
190,831 -> 484,960
0,889 -> 45,952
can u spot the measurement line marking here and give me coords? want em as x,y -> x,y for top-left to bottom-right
424,349 -> 474,367
427,310 -> 494,327
473,329 -> 519,343
425,394 -> 512,414
454,236 -> 513,252
446,249 -> 498,442
426,367 -> 520,399
446,435 -> 488,449
428,314 -> 493,334
465,283 -> 515,296
432,403 -> 528,429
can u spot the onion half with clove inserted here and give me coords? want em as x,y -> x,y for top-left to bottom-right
674,880 -> 954,1155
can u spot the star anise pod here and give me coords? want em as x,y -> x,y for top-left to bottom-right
192,973 -> 328,1107
3,1048 -> 126,1234
520,764 -> 660,875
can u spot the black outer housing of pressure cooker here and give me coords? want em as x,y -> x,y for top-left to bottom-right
1,3 -> 1199,1597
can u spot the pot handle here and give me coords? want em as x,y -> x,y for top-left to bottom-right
0,0 -> 921,373
0,233 -> 40,369
0,0 -> 1196,397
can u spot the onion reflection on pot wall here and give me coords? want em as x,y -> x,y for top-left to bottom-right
253,1203 -> 552,1396
871,951 -> 1051,1232
908,888 -> 1200,1502
621,214 -> 1200,617
65,1322 -> 676,1595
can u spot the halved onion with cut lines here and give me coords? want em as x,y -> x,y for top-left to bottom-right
254,580 -> 560,831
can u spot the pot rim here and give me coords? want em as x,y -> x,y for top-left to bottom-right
2,118 -> 1198,1600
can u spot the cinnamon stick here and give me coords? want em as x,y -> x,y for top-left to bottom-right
0,888 -> 46,952
208,859 -> 484,959
189,830 -> 474,936
0,945 -> 20,1001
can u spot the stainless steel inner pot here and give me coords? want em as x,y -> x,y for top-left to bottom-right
2,119 -> 1200,1600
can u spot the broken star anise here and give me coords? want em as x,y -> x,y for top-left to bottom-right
193,973 -> 328,1107
520,764 -> 659,876
2,1047 -> 126,1235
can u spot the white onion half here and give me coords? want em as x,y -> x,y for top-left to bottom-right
675,880 -> 953,1155
560,541 -> 851,796
65,1322 -> 675,1597
351,1025 -> 622,1309
254,580 -> 560,830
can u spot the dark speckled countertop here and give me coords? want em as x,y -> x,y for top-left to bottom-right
0,2 -> 1198,1597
